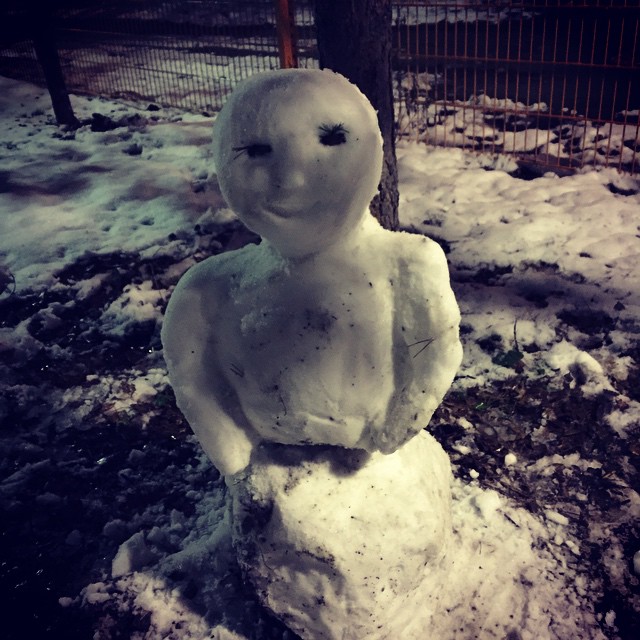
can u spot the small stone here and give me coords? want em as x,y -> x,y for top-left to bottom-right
35,492 -> 61,505
102,519 -> 130,541
111,531 -> 158,578
123,143 -> 143,156
65,530 -> 83,546
504,452 -> 517,467
545,509 -> 569,526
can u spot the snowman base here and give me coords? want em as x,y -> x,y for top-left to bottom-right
227,431 -> 452,640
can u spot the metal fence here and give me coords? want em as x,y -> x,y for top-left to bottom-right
0,1 -> 317,115
1,1 -> 638,172
394,0 -> 640,172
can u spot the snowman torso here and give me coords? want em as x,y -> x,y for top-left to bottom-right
212,242 -> 396,448
163,69 -> 461,477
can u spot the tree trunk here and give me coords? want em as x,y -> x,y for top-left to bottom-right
314,0 -> 399,230
30,1 -> 79,128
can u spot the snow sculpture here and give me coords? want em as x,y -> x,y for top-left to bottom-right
162,69 -> 462,639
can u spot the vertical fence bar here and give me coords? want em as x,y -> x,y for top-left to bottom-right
434,1 -> 442,146
472,1 -> 480,145
618,79 -> 632,171
567,15 -> 585,168
522,5 -> 535,157
604,80 -> 619,164
505,6 -> 514,157
461,1 -> 469,144
442,1 -> 450,147
543,12 -> 559,166
481,6 -> 490,145
595,14 -> 613,162
493,5 -> 502,156
629,15 -> 640,172
580,11 -> 598,167
452,2 -> 459,147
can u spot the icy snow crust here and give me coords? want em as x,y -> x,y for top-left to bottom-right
1,76 -> 638,639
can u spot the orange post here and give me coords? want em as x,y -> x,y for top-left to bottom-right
274,0 -> 298,68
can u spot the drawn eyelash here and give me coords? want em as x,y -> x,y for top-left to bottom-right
233,143 -> 272,159
319,123 -> 348,146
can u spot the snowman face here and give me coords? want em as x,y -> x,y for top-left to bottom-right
213,70 -> 384,257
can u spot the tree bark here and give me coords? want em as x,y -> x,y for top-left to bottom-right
314,0 -> 399,230
30,1 -> 79,128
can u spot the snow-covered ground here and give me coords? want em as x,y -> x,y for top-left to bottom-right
396,91 -> 640,172
1,75 -> 639,639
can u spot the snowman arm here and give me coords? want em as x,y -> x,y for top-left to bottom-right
400,288 -> 462,422
161,275 -> 256,477
375,237 -> 462,452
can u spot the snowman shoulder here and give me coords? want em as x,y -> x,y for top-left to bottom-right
171,243 -> 261,300
383,230 -> 460,332
385,230 -> 452,288
163,247 -> 252,337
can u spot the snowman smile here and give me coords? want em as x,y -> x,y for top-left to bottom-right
264,200 -> 320,219
265,204 -> 298,218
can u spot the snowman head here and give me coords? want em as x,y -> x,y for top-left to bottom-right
213,69 -> 384,258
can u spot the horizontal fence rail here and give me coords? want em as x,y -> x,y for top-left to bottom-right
0,0 -> 638,172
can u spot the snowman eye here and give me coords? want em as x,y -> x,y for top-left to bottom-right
233,143 -> 272,159
319,123 -> 348,146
